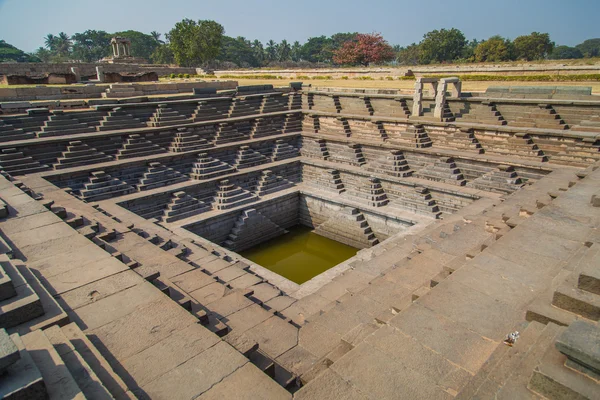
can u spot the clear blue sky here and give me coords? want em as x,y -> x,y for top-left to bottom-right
0,0 -> 598,52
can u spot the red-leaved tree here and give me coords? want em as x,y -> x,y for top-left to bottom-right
333,33 -> 395,66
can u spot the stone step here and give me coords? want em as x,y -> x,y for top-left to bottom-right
8,259 -> 69,335
21,329 -> 86,399
0,259 -> 43,329
455,320 -> 545,399
44,325 -> 114,400
0,333 -> 46,399
527,331 -> 598,400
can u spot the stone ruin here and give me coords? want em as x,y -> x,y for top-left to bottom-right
0,79 -> 598,399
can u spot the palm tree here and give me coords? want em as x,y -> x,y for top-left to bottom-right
150,31 -> 164,44
265,40 -> 277,62
277,40 -> 291,61
44,34 -> 56,50
291,41 -> 302,62
252,40 -> 264,66
54,32 -> 72,57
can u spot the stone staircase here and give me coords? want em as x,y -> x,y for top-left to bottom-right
97,107 -> 147,131
364,149 -> 413,177
37,110 -> 97,138
260,94 -> 289,113
347,119 -> 386,142
234,146 -> 270,170
386,124 -> 433,148
299,138 -> 329,160
302,114 -> 320,133
271,140 -> 299,161
101,84 -> 143,98
191,98 -> 233,122
283,113 -> 303,133
370,97 -> 411,118
190,153 -> 236,180
148,104 -> 189,127
223,208 -> 287,252
251,116 -> 285,138
466,165 -> 525,194
327,143 -> 366,167
162,191 -> 211,223
428,127 -> 484,154
0,148 -> 48,176
79,171 -> 135,201
214,121 -> 251,145
137,162 -> 188,191
414,156 -> 467,186
213,180 -> 258,210
474,132 -> 548,162
115,134 -> 166,160
0,119 -> 34,142
314,207 -> 379,249
345,177 -> 389,208
1,321 -> 134,400
255,170 -> 294,197
386,185 -> 442,217
167,127 -> 211,152
229,95 -> 264,118
306,169 -> 345,194
318,116 -> 351,137
458,101 -> 507,126
54,141 -> 112,170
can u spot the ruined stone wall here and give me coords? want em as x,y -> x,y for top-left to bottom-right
0,62 -> 198,78
184,193 -> 299,245
298,194 -> 410,240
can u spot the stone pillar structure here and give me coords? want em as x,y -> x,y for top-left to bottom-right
70,67 -> 81,82
96,66 -> 105,83
434,79 -> 448,120
412,78 -> 424,117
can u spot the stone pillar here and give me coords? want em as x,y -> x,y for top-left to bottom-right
96,66 -> 105,83
433,79 -> 448,120
70,67 -> 81,82
451,81 -> 462,97
412,78 -> 424,117
112,43 -> 118,57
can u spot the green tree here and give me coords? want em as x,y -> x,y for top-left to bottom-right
291,41 -> 302,62
301,36 -> 332,63
419,28 -> 467,64
113,30 -> 159,61
330,32 -> 358,50
168,19 -> 224,67
265,40 -> 277,62
549,45 -> 583,60
33,47 -> 52,62
151,44 -> 174,64
219,36 -> 257,67
252,40 -> 265,66
277,39 -> 291,61
474,36 -> 512,62
71,30 -> 111,62
513,32 -> 554,61
396,43 -> 421,65
0,40 -> 40,62
576,39 -> 600,57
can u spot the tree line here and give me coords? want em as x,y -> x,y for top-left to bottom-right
1,20 -> 600,68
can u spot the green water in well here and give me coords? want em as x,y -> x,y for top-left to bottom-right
240,225 -> 359,285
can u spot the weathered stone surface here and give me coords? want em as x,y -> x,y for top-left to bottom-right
196,362 -> 291,400
555,320 -> 600,374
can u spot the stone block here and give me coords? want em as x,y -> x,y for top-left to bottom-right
555,320 -> 600,374
0,328 -> 19,373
